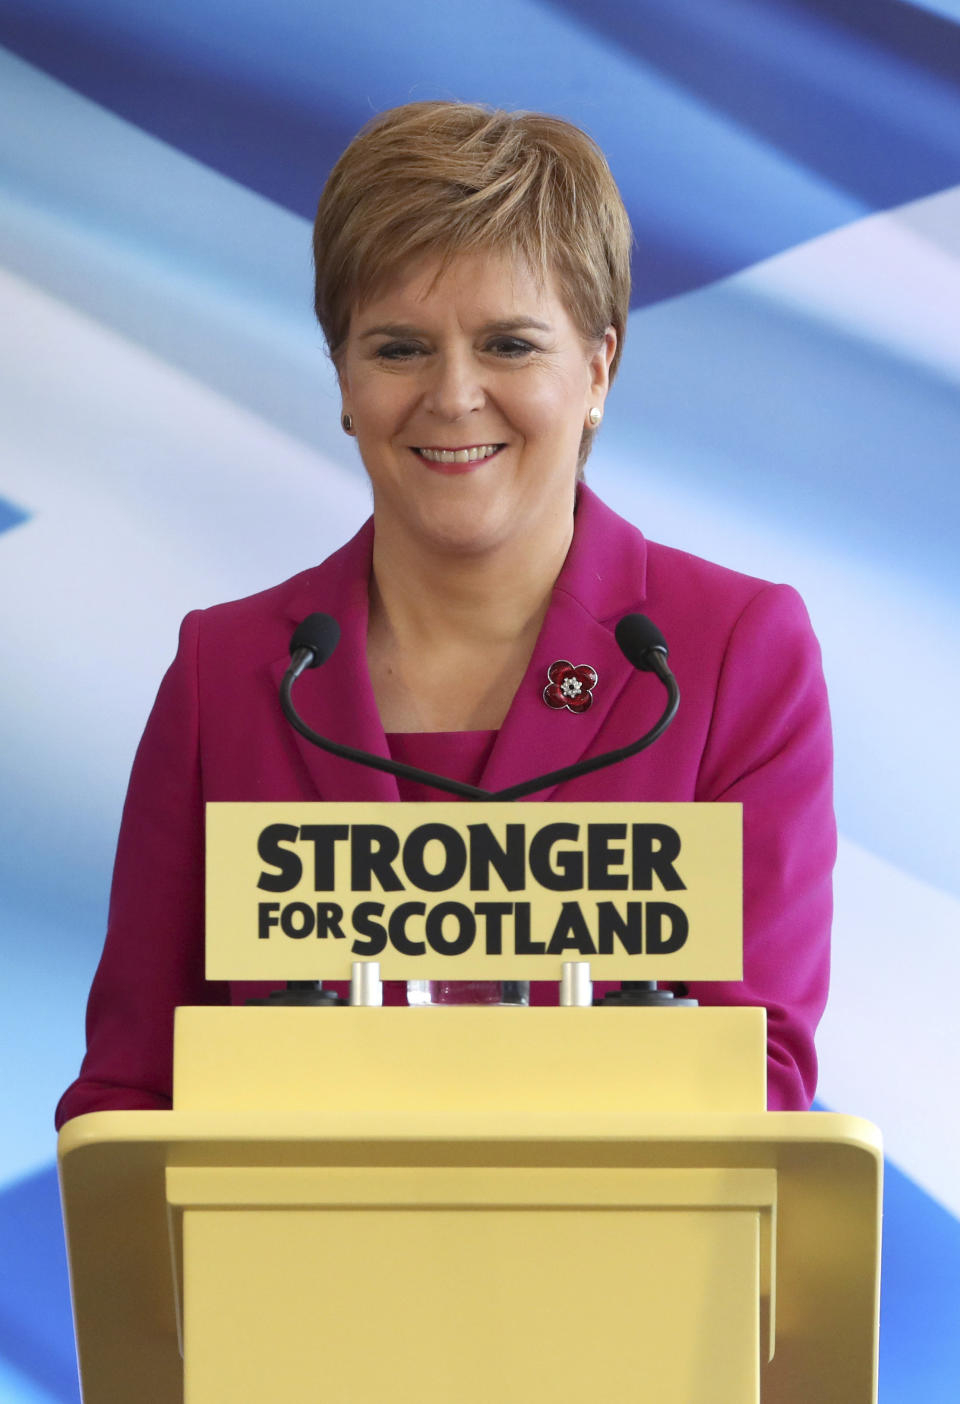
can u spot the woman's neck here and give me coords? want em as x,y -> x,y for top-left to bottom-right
367,516 -> 574,732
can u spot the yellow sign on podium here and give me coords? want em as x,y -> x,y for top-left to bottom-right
205,800 -> 741,980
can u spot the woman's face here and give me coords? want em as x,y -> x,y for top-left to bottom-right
338,251 -> 616,560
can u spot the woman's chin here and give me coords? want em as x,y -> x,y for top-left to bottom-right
372,467 -> 577,564
398,500 -> 520,559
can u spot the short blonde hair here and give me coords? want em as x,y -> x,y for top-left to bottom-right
313,102 -> 632,394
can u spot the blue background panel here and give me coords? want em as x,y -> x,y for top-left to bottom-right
0,499 -> 28,535
1,3 -> 958,1399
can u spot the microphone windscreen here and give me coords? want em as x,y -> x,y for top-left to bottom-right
289,613 -> 341,667
615,614 -> 668,670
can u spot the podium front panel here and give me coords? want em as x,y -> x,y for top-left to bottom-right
169,1165 -> 773,1404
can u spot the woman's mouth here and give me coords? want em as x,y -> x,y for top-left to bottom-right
414,443 -> 504,470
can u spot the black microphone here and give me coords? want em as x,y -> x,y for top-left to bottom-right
615,614 -> 670,678
279,612 -> 679,802
289,613 -> 341,680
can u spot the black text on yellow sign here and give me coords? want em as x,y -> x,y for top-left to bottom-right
205,802 -> 742,981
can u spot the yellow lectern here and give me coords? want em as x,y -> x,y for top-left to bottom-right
59,1005 -> 881,1403
59,803 -> 881,1402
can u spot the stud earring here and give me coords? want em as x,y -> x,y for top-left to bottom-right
341,412 -> 354,434
587,407 -> 602,428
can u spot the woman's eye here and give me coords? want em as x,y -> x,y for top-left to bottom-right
488,337 -> 534,357
375,341 -> 424,361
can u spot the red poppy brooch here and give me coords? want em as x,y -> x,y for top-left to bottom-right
543,660 -> 598,713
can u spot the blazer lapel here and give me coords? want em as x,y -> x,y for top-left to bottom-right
480,602 -> 635,800
479,485 -> 654,802
270,519 -> 400,803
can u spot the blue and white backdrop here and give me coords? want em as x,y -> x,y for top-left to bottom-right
1,2 -> 958,1399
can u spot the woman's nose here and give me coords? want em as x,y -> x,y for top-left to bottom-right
423,350 -> 485,420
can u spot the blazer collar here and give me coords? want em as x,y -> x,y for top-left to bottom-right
271,519 -> 399,801
553,482 -> 649,619
479,486 -> 650,799
271,486 -> 652,802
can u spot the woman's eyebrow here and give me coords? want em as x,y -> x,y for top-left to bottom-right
359,316 -> 553,339
480,317 -> 553,333
359,323 -> 423,340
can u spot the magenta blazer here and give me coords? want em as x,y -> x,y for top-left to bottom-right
56,486 -> 834,1124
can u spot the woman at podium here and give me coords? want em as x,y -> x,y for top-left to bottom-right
56,102 -> 834,1126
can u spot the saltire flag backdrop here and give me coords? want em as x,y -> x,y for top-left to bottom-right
1,1 -> 959,1398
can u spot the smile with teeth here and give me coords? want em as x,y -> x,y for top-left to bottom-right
415,444 -> 503,464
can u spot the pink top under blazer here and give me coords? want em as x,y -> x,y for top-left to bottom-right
56,486 -> 834,1124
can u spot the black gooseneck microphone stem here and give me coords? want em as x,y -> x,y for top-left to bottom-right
288,650 -> 314,682
279,663 -> 679,802
491,671 -> 678,801
279,671 -> 493,800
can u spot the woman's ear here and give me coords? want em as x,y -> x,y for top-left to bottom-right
336,361 -> 354,432
589,326 -> 617,404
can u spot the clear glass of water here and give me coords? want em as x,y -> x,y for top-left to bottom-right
407,980 -> 530,1006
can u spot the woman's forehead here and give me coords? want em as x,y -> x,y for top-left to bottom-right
350,250 -> 562,329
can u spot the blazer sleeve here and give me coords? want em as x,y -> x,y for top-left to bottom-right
689,583 -> 835,1111
55,611 -> 229,1126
